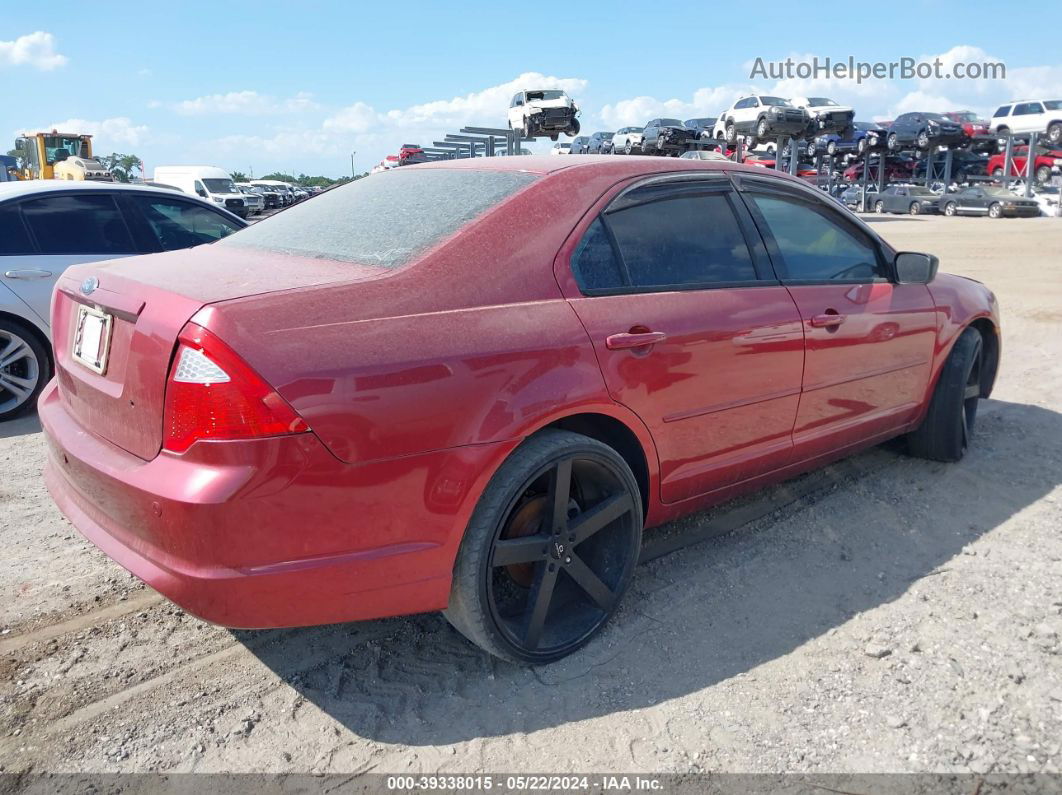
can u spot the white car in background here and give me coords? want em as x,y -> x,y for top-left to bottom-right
991,99 -> 1062,146
790,96 -> 855,136
611,126 -> 645,155
507,89 -> 580,140
0,181 -> 246,421
716,95 -> 810,143
550,142 -> 572,155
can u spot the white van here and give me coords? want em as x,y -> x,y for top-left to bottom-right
153,166 -> 248,218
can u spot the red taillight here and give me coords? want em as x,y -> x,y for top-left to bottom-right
163,323 -> 308,454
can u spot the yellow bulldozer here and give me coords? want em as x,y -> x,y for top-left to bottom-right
13,131 -> 113,181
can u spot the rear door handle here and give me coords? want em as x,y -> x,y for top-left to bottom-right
605,331 -> 668,350
4,269 -> 53,279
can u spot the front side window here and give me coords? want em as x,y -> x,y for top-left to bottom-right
571,185 -> 758,292
994,105 -> 1011,118
219,169 -> 537,268
21,194 -> 135,255
130,195 -> 243,250
748,193 -> 884,282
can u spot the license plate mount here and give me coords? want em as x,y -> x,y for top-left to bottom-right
72,304 -> 114,375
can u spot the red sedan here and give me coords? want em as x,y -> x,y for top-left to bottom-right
42,156 -> 1000,663
987,146 -> 1062,184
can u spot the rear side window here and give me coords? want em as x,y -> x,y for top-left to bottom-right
218,169 -> 537,267
21,194 -> 135,255
748,193 -> 884,282
571,186 -> 758,292
0,204 -> 34,255
128,195 -> 242,250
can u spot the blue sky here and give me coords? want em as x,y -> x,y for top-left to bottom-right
3,1 -> 1059,177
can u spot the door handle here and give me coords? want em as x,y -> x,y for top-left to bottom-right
810,312 -> 846,328
605,331 -> 668,350
4,269 -> 53,279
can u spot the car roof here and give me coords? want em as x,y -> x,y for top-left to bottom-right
0,180 -> 194,201
402,154 -> 815,188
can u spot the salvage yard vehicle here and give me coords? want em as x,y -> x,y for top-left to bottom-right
810,121 -> 888,157
790,96 -> 854,136
611,126 -> 645,155
683,118 -> 718,139
986,145 -> 1062,184
939,186 -> 1041,218
587,132 -> 615,154
991,100 -> 1062,147
944,110 -> 990,141
873,185 -> 941,215
154,166 -> 248,218
0,180 -> 246,421
507,89 -> 580,139
887,112 -> 966,151
235,184 -> 264,215
550,142 -> 572,155
569,136 -> 591,155
41,156 -> 1001,664
718,96 -> 810,144
641,118 -> 698,155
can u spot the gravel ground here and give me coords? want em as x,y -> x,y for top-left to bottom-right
0,215 -> 1060,776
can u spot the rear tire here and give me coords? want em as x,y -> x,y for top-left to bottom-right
988,202 -> 1002,219
874,200 -> 885,213
907,327 -> 984,463
0,318 -> 49,422
909,202 -> 921,215
444,430 -> 643,664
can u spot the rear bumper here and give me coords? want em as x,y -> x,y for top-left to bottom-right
39,380 -> 514,628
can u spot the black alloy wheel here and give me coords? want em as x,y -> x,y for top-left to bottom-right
445,431 -> 642,664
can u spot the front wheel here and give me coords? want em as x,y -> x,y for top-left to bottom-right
988,202 -> 1002,218
907,327 -> 984,462
909,202 -> 921,215
756,118 -> 769,139
725,122 -> 737,145
444,430 -> 643,664
0,319 -> 49,421
624,140 -> 633,155
874,200 -> 885,213
1048,122 -> 1061,146
1036,165 -> 1051,184
887,133 -> 899,151
568,119 -> 581,137
944,202 -> 958,216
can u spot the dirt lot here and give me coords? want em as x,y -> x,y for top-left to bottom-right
1,215 -> 1060,776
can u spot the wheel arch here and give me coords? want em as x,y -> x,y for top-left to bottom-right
539,412 -> 652,521
968,317 -> 1000,398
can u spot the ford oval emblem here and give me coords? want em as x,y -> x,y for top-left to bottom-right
80,277 -> 99,296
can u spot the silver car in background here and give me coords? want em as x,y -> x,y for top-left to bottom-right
0,181 -> 246,420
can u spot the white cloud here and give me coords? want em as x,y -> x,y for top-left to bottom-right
28,117 -> 150,148
163,90 -> 320,116
0,31 -> 67,70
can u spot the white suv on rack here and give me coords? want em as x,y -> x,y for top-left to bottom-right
717,95 -> 810,144
507,89 -> 580,140
610,126 -> 645,154
991,99 -> 1062,146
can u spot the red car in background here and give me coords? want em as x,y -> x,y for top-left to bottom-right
744,153 -> 819,180
41,156 -> 1000,664
987,146 -> 1062,183
843,157 -> 916,183
945,110 -> 991,139
399,143 -> 425,164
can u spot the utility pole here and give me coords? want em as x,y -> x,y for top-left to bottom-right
351,151 -> 356,178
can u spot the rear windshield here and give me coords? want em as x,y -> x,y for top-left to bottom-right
219,169 -> 537,267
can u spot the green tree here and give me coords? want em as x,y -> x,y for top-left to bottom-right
230,170 -> 249,182
98,153 -> 143,183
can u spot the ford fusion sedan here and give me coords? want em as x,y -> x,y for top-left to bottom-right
0,181 -> 245,421
42,156 -> 1000,664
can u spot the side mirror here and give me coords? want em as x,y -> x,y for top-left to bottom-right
895,251 -> 939,284
196,188 -> 208,198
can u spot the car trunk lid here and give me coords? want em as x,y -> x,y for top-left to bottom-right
52,246 -> 362,460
